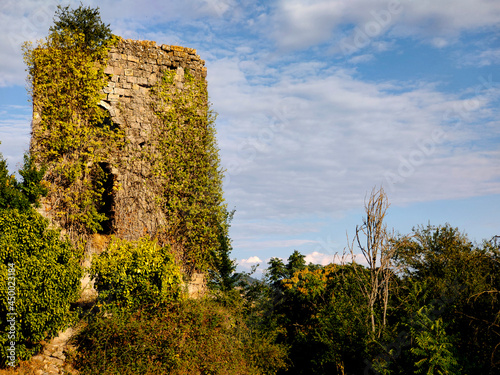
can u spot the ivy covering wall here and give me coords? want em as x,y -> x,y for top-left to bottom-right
23,31 -> 124,238
23,30 -> 229,274
150,69 -> 228,273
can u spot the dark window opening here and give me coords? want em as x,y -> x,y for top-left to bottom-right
97,104 -> 120,132
97,162 -> 115,234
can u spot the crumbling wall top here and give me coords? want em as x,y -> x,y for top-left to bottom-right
105,38 -> 207,81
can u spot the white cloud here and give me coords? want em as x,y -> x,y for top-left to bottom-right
430,37 -> 449,48
211,57 -> 500,224
269,0 -> 500,52
302,251 -> 372,267
0,0 -> 63,86
270,0 -> 345,50
0,0 -> 239,87
348,54 -> 374,64
239,256 -> 263,272
304,251 -> 332,266
348,253 -> 370,268
240,256 -> 262,265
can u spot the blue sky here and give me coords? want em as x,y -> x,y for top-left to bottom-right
1,0 -> 499,276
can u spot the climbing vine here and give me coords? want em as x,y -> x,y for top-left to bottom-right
23,31 -> 124,236
150,69 -> 228,273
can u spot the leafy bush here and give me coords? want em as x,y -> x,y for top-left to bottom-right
74,299 -> 288,375
91,237 -> 183,308
0,209 -> 82,366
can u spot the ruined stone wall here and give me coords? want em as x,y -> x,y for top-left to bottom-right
100,39 -> 207,242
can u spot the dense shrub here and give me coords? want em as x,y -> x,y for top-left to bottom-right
91,237 -> 183,308
74,299 -> 288,375
0,209 -> 82,366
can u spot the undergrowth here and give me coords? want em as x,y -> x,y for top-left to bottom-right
73,299 -> 288,375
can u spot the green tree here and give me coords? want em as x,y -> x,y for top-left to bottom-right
0,209 -> 82,366
74,299 -> 288,374
0,148 -> 47,211
266,250 -> 306,287
261,252 -> 371,374
0,152 -> 26,210
208,209 -> 237,293
49,3 -> 112,48
391,224 -> 500,374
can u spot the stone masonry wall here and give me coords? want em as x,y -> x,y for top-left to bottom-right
100,39 -> 207,242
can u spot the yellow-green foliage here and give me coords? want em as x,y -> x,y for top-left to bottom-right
74,299 -> 288,375
0,209 -> 82,366
91,237 -> 183,308
22,31 -> 124,234
150,69 -> 227,272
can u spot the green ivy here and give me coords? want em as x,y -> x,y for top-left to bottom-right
22,30 -> 124,235
150,69 -> 228,273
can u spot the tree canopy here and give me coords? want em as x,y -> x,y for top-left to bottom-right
49,3 -> 112,48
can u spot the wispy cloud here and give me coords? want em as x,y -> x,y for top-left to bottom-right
269,0 -> 500,54
212,57 -> 500,219
460,48 -> 500,68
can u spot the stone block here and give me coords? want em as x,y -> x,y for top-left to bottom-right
114,87 -> 127,96
107,93 -> 120,101
127,55 -> 139,63
172,45 -> 185,52
148,74 -> 158,85
137,77 -> 148,85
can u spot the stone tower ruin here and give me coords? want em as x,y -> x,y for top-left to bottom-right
30,39 -> 220,296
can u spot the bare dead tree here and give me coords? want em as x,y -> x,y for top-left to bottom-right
349,186 -> 396,339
